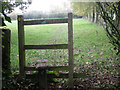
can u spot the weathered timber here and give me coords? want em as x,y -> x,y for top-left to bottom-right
24,18 -> 68,25
24,44 -> 68,49
14,73 -> 87,79
68,13 -> 73,87
2,29 -> 11,70
18,15 -> 25,76
36,59 -> 48,68
24,66 -> 68,71
38,69 -> 48,89
48,73 -> 87,78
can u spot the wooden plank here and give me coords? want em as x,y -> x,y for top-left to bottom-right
24,66 -> 68,71
38,69 -> 48,89
18,15 -> 25,76
48,73 -> 87,78
48,66 -> 68,71
24,67 -> 36,71
68,13 -> 73,87
2,29 -> 11,71
24,18 -> 68,25
24,44 -> 68,49
14,73 -> 87,79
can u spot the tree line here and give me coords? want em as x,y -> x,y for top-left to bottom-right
10,11 -> 69,20
72,2 -> 120,55
10,11 -> 82,20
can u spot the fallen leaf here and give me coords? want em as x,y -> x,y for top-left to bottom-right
100,52 -> 104,55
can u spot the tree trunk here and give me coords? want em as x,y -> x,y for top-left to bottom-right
95,6 -> 99,24
118,2 -> 120,34
92,6 -> 95,23
89,12 -> 92,21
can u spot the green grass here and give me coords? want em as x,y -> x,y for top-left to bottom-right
6,19 -> 118,71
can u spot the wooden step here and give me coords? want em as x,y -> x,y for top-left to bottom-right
24,66 -> 69,71
24,44 -> 68,49
14,72 -> 87,79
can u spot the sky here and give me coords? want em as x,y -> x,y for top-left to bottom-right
15,0 -> 71,14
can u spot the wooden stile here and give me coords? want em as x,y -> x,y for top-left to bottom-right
18,15 -> 25,76
18,13 -> 73,88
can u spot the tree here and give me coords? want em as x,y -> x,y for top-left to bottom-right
72,2 -> 95,21
96,2 -> 120,55
0,0 -> 32,26
1,0 -> 32,89
72,2 -> 120,55
72,2 -> 90,16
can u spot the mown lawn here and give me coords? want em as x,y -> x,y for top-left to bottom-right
7,19 -> 118,70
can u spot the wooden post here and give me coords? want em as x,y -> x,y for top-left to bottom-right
18,15 -> 25,76
2,29 -> 11,70
68,13 -> 73,88
38,69 -> 48,89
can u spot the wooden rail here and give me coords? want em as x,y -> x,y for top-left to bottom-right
24,18 -> 68,25
48,73 -> 87,78
25,44 -> 68,49
14,73 -> 87,79
24,66 -> 68,71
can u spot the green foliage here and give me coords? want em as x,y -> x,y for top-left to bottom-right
96,2 -> 120,55
0,0 -> 31,26
72,2 -> 95,16
2,69 -> 15,89
4,14 -> 11,23
72,2 -> 120,55
1,1 -> 32,89
48,71 -> 59,77
1,6 -> 11,26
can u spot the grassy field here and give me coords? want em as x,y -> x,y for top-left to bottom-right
7,19 -> 118,71
6,18 -> 120,88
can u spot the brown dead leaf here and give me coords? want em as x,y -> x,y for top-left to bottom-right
81,55 -> 84,59
82,61 -> 84,65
